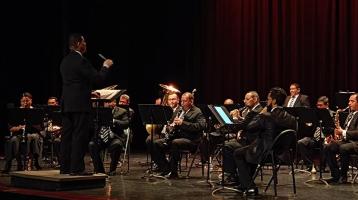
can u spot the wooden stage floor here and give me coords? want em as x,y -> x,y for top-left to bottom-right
1,153 -> 358,200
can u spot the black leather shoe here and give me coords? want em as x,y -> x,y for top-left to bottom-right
165,171 -> 179,179
107,171 -> 117,176
244,186 -> 258,196
34,162 -> 42,170
326,177 -> 339,184
339,176 -> 348,184
70,171 -> 93,176
60,171 -> 69,175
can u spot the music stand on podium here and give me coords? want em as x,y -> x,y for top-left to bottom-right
305,108 -> 335,186
138,104 -> 172,179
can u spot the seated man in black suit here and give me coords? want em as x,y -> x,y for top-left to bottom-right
324,93 -> 358,184
152,92 -> 206,178
221,91 -> 263,184
3,92 -> 43,173
89,94 -> 133,176
284,82 -> 310,108
297,96 -> 334,171
234,87 -> 296,195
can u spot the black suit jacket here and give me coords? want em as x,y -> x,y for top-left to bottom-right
60,51 -> 109,113
177,106 -> 206,141
284,94 -> 310,108
244,107 -> 296,164
345,112 -> 358,153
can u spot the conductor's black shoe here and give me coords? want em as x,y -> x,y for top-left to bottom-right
70,171 -> 93,176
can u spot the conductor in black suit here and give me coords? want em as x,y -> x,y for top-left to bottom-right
60,33 -> 113,175
283,83 -> 310,108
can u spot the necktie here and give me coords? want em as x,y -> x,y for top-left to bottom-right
343,112 -> 355,129
288,97 -> 295,107
313,127 -> 322,141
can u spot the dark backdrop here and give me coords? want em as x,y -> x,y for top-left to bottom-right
0,0 -> 357,152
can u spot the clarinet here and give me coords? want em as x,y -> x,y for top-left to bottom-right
163,109 -> 185,145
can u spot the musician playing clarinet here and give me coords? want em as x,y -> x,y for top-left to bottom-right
152,92 -> 206,178
324,93 -> 358,184
89,94 -> 133,176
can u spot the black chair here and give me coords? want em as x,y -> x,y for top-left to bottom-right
251,129 -> 297,196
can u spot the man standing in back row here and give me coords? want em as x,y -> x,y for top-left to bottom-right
60,33 -> 113,175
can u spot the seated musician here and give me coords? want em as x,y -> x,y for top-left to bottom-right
233,87 -> 296,195
44,96 -> 62,165
147,93 -> 181,169
324,93 -> 358,184
152,92 -> 206,178
3,92 -> 42,173
297,96 -> 334,171
89,94 -> 134,176
221,91 -> 263,185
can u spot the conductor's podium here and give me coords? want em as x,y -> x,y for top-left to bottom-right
10,170 -> 107,191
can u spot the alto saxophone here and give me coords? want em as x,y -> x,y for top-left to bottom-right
330,106 -> 349,143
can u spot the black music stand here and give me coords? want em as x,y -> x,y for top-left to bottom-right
138,104 -> 172,179
43,106 -> 62,167
305,108 -> 335,186
284,107 -> 317,174
207,105 -> 241,194
7,108 -> 45,168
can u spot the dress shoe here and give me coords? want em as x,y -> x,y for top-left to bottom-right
107,171 -> 117,176
60,171 -> 69,175
338,176 -> 348,184
34,161 -> 42,170
244,186 -> 258,196
326,177 -> 340,184
165,171 -> 179,179
70,171 -> 93,176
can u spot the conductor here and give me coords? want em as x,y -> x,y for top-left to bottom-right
60,33 -> 113,175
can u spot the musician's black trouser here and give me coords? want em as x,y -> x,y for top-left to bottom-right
89,137 -> 123,173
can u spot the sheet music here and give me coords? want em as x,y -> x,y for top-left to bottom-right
92,89 -> 124,100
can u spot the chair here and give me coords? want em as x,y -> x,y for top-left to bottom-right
349,154 -> 358,183
251,129 -> 297,196
185,133 -> 208,178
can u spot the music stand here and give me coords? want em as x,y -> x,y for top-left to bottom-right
207,105 -> 241,195
284,107 -> 317,174
7,108 -> 45,168
43,106 -> 62,167
138,104 -> 172,179
305,108 -> 335,186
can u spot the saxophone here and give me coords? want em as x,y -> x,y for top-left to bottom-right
327,106 -> 349,143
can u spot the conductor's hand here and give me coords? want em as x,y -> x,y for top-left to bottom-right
103,59 -> 114,68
